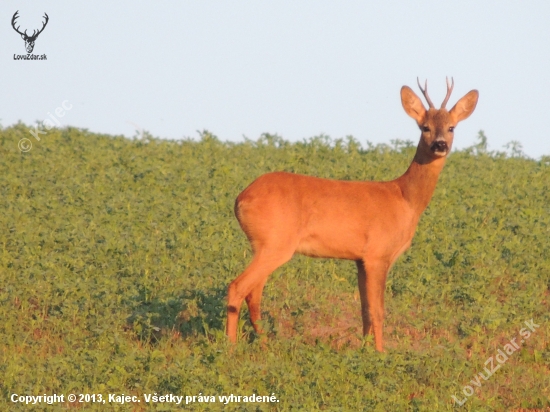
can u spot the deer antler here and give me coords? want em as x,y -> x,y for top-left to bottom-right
35,13 -> 49,38
28,13 -> 49,40
11,11 -> 49,40
11,11 -> 26,37
416,77 -> 435,109
440,77 -> 454,109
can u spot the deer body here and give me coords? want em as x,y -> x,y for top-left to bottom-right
237,172 -> 419,262
227,80 -> 478,351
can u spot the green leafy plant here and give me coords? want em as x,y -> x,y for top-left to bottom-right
0,125 -> 548,410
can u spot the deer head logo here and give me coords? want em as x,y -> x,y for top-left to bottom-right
11,11 -> 49,54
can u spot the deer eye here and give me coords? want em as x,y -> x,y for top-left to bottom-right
422,126 -> 430,132
449,126 -> 455,132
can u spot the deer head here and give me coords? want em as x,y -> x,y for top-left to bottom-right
401,78 -> 479,161
12,11 -> 49,54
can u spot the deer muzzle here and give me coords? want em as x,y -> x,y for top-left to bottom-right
430,140 -> 448,155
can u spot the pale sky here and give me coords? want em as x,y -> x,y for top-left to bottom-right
2,1 -> 549,157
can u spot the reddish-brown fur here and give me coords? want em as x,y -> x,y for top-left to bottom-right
227,80 -> 479,351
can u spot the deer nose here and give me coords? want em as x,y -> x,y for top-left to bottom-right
431,140 -> 448,154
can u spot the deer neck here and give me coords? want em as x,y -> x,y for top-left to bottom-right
395,151 -> 447,216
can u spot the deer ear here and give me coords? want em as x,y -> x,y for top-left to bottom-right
450,90 -> 479,122
21,34 -> 25,40
401,86 -> 426,123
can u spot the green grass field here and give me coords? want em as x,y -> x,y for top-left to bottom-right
1,124 -> 549,411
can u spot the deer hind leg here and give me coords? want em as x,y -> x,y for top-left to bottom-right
227,248 -> 294,343
356,258 -> 389,352
245,277 -> 269,335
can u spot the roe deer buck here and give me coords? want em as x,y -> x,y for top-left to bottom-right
226,79 -> 478,351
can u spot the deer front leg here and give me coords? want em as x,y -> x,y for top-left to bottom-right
356,260 -> 372,336
356,258 -> 389,352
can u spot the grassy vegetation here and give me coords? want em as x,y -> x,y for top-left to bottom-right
0,123 -> 549,411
